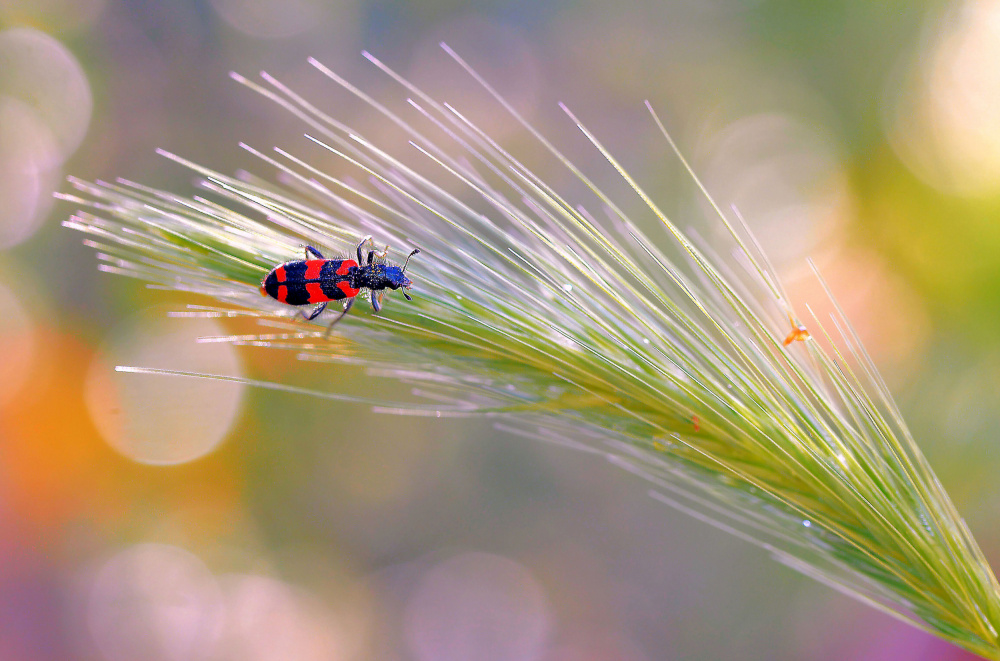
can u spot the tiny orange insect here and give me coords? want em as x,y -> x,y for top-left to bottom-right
782,321 -> 810,346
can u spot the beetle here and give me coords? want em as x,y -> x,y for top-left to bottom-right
260,235 -> 419,330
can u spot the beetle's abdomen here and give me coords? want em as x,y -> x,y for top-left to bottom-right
261,259 -> 360,305
261,261 -> 313,305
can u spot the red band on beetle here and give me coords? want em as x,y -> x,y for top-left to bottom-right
336,260 -> 357,276
306,283 -> 325,301
274,266 -> 287,283
277,285 -> 288,303
304,260 -> 323,280
337,281 -> 360,297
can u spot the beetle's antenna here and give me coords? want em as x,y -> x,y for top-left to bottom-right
402,248 -> 420,273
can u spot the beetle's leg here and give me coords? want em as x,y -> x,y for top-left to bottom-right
324,297 -> 355,336
356,235 -> 373,263
305,245 -> 324,259
372,290 -> 384,313
366,244 -> 389,265
302,302 -> 327,321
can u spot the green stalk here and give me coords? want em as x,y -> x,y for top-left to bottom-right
61,46 -> 1000,658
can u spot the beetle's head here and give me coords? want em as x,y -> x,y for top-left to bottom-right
383,266 -> 413,300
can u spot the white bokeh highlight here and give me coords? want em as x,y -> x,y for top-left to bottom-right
889,0 -> 1000,195
0,28 -> 91,165
85,314 -> 245,465
85,546 -> 359,661
0,28 -> 91,248
403,552 -> 552,661
216,574 -> 350,661
87,544 -> 225,661
699,113 -> 848,268
0,95 -> 60,248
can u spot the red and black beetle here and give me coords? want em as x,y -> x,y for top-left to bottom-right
260,235 -> 419,329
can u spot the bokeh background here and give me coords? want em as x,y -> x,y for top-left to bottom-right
1,0 -> 999,659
